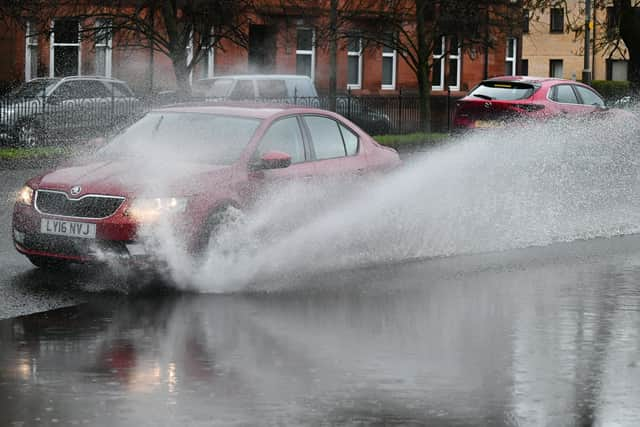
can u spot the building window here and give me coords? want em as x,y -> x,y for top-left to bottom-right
50,19 -> 80,77
521,59 -> 529,76
381,35 -> 396,90
505,37 -> 517,76
199,28 -> 215,79
523,9 -> 530,34
432,36 -> 460,91
296,28 -> 315,81
607,59 -> 628,81
347,35 -> 362,89
25,21 -> 38,81
550,8 -> 564,33
606,7 -> 619,40
549,59 -> 563,78
95,19 -> 112,77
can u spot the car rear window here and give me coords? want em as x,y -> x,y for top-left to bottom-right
469,81 -> 537,101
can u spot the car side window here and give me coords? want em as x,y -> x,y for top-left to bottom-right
257,80 -> 287,98
574,85 -> 605,107
304,115 -> 347,160
255,117 -> 306,164
550,84 -> 578,104
339,123 -> 359,156
229,80 -> 255,100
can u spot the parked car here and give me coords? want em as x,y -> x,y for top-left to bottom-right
191,74 -> 392,135
12,103 -> 400,269
0,76 -> 141,146
452,76 -> 626,130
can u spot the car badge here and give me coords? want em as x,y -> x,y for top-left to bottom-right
70,185 -> 82,196
484,101 -> 492,109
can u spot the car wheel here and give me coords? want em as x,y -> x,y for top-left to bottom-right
27,255 -> 71,270
16,120 -> 42,147
194,205 -> 241,254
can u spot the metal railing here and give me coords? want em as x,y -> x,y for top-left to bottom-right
1,90 -> 459,146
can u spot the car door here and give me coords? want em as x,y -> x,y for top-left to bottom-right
573,84 -> 606,114
302,114 -> 367,177
242,115 -> 315,203
547,83 -> 585,115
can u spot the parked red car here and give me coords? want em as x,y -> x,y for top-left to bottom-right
453,76 -> 619,130
12,104 -> 400,269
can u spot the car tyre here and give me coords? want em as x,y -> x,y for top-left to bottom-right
194,205 -> 239,255
16,120 -> 42,147
27,255 -> 71,270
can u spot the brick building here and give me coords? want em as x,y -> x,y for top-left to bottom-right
0,2 -> 523,97
522,1 -> 629,81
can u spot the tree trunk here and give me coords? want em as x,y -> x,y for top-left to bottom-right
328,0 -> 338,112
172,53 -> 192,100
416,0 -> 431,133
619,1 -> 640,93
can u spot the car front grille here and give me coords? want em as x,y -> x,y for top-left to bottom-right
22,233 -> 129,258
35,190 -> 124,219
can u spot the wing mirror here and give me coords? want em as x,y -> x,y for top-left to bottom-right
254,151 -> 292,170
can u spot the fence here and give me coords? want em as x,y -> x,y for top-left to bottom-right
1,90 -> 460,146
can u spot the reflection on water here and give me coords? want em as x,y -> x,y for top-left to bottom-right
1,238 -> 640,426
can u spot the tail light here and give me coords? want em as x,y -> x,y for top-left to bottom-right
514,104 -> 545,112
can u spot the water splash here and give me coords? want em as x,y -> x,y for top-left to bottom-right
146,114 -> 640,292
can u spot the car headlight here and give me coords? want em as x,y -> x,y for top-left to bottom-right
16,185 -> 34,206
126,197 -> 187,222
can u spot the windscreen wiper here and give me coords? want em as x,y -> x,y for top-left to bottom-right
473,94 -> 493,100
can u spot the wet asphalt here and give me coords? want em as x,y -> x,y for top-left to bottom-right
1,164 -> 640,426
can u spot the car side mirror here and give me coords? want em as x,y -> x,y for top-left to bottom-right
254,151 -> 292,170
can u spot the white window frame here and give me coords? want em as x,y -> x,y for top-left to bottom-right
49,19 -> 82,77
432,36 -> 460,91
205,29 -> 215,79
347,36 -> 362,90
296,27 -> 315,82
95,19 -> 112,78
506,37 -> 517,76
187,30 -> 194,85
25,21 -> 38,81
381,42 -> 396,90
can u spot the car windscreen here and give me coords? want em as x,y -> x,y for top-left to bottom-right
98,112 -> 261,165
468,81 -> 537,101
9,80 -> 58,98
194,79 -> 234,98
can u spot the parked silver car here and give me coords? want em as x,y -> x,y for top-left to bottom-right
0,76 -> 141,146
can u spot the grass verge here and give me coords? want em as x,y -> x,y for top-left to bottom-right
373,132 -> 449,149
0,146 -> 73,161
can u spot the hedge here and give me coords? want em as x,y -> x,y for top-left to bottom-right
591,80 -> 631,102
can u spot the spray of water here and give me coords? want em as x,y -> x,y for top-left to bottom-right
134,113 -> 640,293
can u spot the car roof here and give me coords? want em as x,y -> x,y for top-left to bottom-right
197,74 -> 313,82
153,102 -> 323,119
485,75 -> 581,85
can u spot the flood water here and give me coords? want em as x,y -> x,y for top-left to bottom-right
2,234 -> 640,426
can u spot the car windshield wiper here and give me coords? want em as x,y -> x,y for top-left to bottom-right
151,115 -> 164,138
473,94 -> 493,100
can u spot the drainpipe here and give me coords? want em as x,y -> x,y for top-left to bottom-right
582,0 -> 592,85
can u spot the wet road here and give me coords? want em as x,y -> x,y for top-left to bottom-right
2,167 -> 640,426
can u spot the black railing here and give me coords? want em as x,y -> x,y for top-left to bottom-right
1,90 -> 460,146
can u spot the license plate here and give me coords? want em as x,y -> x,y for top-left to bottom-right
475,120 -> 503,128
40,218 -> 96,239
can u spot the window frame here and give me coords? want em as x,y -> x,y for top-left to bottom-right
302,114 -> 352,161
381,37 -> 397,90
49,18 -> 82,77
25,21 -> 38,81
253,115 -> 310,165
549,59 -> 563,78
296,27 -> 315,82
432,36 -> 461,91
547,83 -> 579,105
347,35 -> 363,90
550,8 -> 564,33
94,19 -> 112,78
505,37 -> 517,76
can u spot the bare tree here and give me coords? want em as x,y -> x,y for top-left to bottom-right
6,0 -> 255,97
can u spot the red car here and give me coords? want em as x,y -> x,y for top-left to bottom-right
12,104 -> 400,269
453,76 -> 619,130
